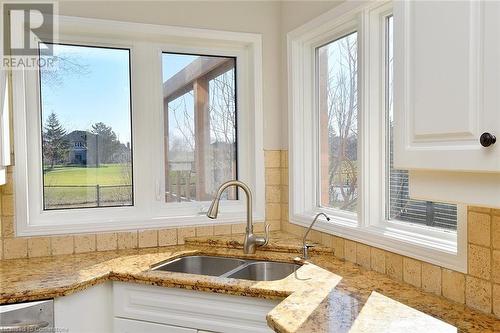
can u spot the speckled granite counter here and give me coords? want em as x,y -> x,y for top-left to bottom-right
1,232 -> 499,332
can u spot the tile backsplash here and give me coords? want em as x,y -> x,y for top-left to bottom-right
0,150 -> 283,260
1,149 -> 499,319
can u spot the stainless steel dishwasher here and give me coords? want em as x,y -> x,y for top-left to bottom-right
0,300 -> 54,332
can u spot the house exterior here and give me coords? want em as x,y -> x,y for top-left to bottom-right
64,130 -> 131,166
65,131 -> 97,166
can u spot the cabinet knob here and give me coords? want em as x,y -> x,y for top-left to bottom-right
480,132 -> 496,147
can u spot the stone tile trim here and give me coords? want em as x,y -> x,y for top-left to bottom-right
0,151 -> 283,259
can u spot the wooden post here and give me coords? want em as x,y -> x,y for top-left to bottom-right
162,57 -> 234,201
318,47 -> 330,207
194,78 -> 209,201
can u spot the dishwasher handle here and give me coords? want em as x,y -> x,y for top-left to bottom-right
0,320 -> 49,332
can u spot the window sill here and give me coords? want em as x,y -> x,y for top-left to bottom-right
16,211 -> 265,237
291,211 -> 466,272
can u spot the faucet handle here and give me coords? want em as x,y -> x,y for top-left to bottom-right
262,224 -> 270,247
254,224 -> 270,248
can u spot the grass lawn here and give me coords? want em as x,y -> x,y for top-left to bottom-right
43,164 -> 132,208
44,164 -> 132,186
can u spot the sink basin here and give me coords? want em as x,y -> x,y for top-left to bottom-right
151,255 -> 301,281
151,256 -> 246,277
226,262 -> 301,281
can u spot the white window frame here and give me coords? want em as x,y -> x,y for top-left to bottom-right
0,68 -> 12,184
288,1 -> 467,272
13,16 -> 264,236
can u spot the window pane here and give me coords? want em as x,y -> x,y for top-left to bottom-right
318,32 -> 358,213
385,16 -> 457,230
39,44 -> 133,210
162,53 -> 237,203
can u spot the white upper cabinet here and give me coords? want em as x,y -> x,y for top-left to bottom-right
394,0 -> 500,172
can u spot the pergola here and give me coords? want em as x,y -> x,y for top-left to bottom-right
163,56 -> 234,202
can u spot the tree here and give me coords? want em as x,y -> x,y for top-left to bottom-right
43,112 -> 70,169
328,35 -> 358,211
39,47 -> 90,89
207,67 -> 237,198
90,122 -> 121,165
319,33 -> 358,211
208,68 -> 236,145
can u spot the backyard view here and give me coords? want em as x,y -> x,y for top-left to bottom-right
317,20 -> 456,229
39,43 -> 133,210
318,32 -> 359,213
163,53 -> 237,203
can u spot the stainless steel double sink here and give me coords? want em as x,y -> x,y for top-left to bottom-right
151,255 -> 301,281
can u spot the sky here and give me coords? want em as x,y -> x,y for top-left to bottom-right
40,47 -> 199,145
40,46 -> 236,151
40,44 -> 133,144
162,53 -> 237,153
163,53 -> 198,152
321,31 -> 358,136
162,53 -> 198,82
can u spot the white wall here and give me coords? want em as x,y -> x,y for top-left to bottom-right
280,0 -> 343,149
59,1 -> 282,149
58,0 -> 343,149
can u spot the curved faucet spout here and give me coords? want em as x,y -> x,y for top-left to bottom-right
207,180 -> 252,231
206,198 -> 220,219
302,212 -> 330,260
206,180 -> 269,254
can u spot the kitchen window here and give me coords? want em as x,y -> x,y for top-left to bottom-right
162,53 -> 237,203
39,43 -> 133,210
318,32 -> 358,214
288,1 -> 466,271
12,16 -> 264,236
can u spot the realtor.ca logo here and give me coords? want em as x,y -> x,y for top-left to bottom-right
1,2 -> 58,70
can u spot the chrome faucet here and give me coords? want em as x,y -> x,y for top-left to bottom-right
207,180 -> 270,254
301,212 -> 330,260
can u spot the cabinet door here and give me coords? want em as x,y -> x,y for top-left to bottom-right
54,283 -> 113,333
393,1 -> 500,172
114,318 -> 196,333
113,282 -> 277,333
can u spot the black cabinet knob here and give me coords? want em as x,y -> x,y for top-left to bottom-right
480,132 -> 496,147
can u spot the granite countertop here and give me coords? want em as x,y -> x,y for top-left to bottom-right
0,232 -> 499,332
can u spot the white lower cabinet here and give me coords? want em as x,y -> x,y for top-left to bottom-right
113,282 -> 279,333
54,282 -> 113,333
53,282 -> 278,333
